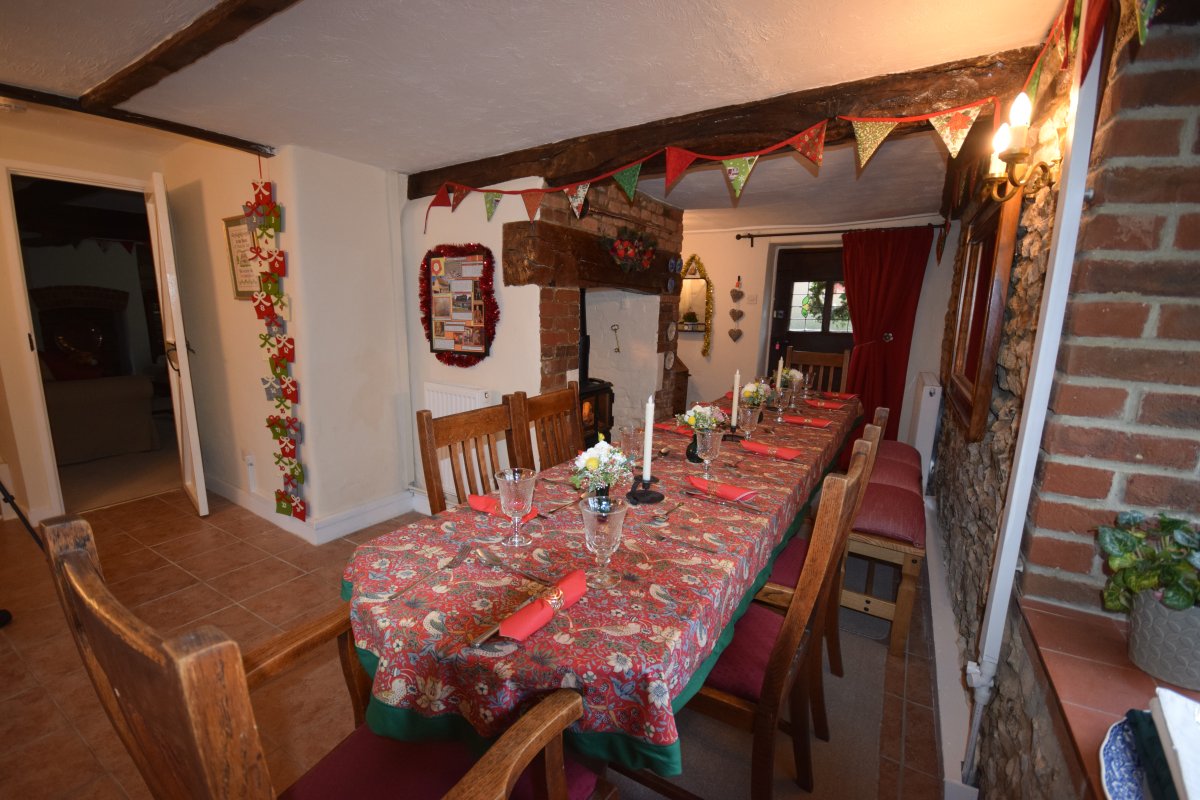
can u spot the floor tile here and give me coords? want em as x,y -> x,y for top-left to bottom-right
108,563 -> 200,607
902,701 -> 940,777
0,684 -> 69,745
901,765 -> 942,799
175,604 -> 280,653
125,515 -> 216,547
877,756 -> 900,800
100,546 -> 171,583
231,524 -> 304,554
131,582 -> 233,631
0,727 -> 107,798
240,572 -> 344,627
174,539 -> 272,581
206,556 -> 306,602
151,528 -> 241,562
904,654 -> 934,709
21,630 -> 85,682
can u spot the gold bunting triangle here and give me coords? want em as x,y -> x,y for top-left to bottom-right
722,156 -> 759,198
851,121 -> 897,169
929,106 -> 983,158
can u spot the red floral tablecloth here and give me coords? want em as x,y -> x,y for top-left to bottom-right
342,397 -> 860,774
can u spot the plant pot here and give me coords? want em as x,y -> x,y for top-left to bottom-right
1128,591 -> 1200,690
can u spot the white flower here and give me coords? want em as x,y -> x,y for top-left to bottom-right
607,652 -> 633,672
475,681 -> 489,695
553,632 -> 576,645
647,679 -> 671,708
649,626 -> 682,649
431,584 -> 450,594
494,661 -> 514,680
582,671 -> 596,682
396,617 -> 418,628
415,676 -> 453,712
560,673 -> 579,689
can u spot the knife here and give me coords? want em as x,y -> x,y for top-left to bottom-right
683,489 -> 763,513
469,595 -> 538,647
536,496 -> 582,519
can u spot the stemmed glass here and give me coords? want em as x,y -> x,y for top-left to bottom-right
495,468 -> 537,547
694,429 -> 722,480
737,405 -> 759,440
773,384 -> 791,424
579,496 -> 627,589
795,369 -> 815,401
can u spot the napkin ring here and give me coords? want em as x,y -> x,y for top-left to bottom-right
767,447 -> 778,457
544,587 -> 566,611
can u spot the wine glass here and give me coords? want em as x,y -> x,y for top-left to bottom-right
737,405 -> 759,439
579,495 -> 627,589
694,429 -> 722,480
797,369 -> 815,400
773,385 -> 791,424
495,468 -> 537,547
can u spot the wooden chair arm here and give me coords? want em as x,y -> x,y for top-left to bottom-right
445,689 -> 583,800
242,602 -> 352,691
753,581 -> 794,613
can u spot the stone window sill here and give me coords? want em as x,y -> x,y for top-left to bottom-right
1019,597 -> 1200,797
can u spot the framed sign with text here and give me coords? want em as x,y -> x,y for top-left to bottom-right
224,216 -> 258,299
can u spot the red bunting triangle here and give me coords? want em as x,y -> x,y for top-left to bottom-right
522,190 -> 546,221
665,147 -> 700,191
423,183 -> 453,232
788,120 -> 827,166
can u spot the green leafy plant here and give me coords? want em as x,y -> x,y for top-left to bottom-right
1099,511 -> 1200,612
681,310 -> 699,323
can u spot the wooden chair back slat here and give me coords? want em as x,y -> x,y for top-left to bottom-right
417,403 -> 524,515
784,348 -> 851,393
508,382 -> 584,470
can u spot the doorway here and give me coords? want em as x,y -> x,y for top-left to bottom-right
10,176 -> 180,512
768,247 -> 854,365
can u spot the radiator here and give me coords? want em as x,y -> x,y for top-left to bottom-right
423,382 -> 492,418
907,372 -> 942,491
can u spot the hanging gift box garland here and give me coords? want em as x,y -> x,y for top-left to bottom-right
418,243 -> 500,368
240,179 -> 307,521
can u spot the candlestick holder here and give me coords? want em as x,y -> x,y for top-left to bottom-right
626,476 -> 664,505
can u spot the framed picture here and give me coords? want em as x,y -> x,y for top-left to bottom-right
224,216 -> 259,299
421,245 -> 495,360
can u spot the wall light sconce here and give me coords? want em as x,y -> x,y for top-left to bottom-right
982,92 -> 1054,202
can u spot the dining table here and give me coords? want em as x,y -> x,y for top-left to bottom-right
340,393 -> 862,776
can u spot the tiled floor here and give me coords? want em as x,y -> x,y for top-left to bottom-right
0,491 -> 941,798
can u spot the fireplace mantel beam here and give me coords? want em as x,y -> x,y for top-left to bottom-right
502,221 -> 676,294
407,46 -> 1038,199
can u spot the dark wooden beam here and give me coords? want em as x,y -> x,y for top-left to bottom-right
81,0 -> 305,110
407,46 -> 1039,200
0,83 -> 274,157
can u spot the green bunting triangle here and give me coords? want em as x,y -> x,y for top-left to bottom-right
484,192 -> 502,222
722,156 -> 759,198
613,163 -> 642,202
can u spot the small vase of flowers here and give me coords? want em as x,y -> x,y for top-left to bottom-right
676,404 -> 728,463
570,435 -> 633,496
740,381 -> 770,408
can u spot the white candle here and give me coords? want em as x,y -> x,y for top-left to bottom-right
776,357 -> 784,390
731,369 -> 741,428
642,394 -> 655,483
1008,91 -> 1032,152
989,124 -> 1012,178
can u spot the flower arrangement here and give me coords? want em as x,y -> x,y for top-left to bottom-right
676,403 -> 728,431
1099,511 -> 1200,611
607,228 -> 656,273
570,435 -> 633,493
739,381 -> 770,407
782,368 -> 803,387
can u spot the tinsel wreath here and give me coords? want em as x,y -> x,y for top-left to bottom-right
418,243 -> 500,367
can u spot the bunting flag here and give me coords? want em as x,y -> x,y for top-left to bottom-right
484,191 -> 503,221
722,156 -> 759,198
1135,0 -> 1157,45
450,185 -> 471,211
423,183 -> 453,232
788,120 -> 827,166
929,105 -> 983,158
565,183 -> 590,218
522,190 -> 546,221
850,120 -> 897,169
665,147 -> 699,190
613,163 -> 642,202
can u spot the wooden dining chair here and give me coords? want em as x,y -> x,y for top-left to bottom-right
686,437 -> 872,800
507,381 -> 585,470
40,515 -> 613,800
417,402 -> 531,515
784,347 -> 851,393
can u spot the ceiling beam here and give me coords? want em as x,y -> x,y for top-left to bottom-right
406,46 -> 1039,200
81,0 -> 305,110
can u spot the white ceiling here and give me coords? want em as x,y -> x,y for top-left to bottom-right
0,0 -> 1061,227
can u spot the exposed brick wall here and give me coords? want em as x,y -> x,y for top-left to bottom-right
1021,23 -> 1200,609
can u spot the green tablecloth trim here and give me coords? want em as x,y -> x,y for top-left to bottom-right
339,420 -> 857,776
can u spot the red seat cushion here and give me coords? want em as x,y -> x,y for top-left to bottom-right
282,724 -> 599,800
869,457 -> 923,495
703,604 -> 783,703
768,535 -> 810,588
853,483 -> 927,548
877,440 -> 921,472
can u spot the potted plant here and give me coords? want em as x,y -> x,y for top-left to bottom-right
1099,511 -> 1200,689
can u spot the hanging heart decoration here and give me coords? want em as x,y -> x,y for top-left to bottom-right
730,288 -> 745,302
729,308 -> 744,322
728,329 -> 744,342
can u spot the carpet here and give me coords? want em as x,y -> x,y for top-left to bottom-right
59,417 -> 182,512
608,628 -> 888,800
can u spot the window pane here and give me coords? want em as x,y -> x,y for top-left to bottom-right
829,281 -> 853,333
788,281 -> 825,332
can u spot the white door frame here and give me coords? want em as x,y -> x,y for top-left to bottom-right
0,160 -> 159,521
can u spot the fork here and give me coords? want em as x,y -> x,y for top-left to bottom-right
474,547 -> 552,586
384,543 -> 471,600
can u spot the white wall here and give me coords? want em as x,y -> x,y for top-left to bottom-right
400,178 -> 544,489
585,289 -> 662,431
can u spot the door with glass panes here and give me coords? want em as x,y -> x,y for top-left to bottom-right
768,247 -> 854,364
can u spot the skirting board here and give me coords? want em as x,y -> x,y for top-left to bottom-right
924,497 -> 980,800
205,475 -> 416,545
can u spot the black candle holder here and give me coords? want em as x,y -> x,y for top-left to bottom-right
626,476 -> 664,505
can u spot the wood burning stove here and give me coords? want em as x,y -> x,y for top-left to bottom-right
579,379 -> 613,446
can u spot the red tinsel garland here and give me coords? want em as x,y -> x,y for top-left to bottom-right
418,243 -> 499,368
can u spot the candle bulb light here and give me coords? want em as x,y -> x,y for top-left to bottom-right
1007,92 -> 1032,154
989,124 -> 1011,178
641,394 -> 654,484
731,369 -> 740,431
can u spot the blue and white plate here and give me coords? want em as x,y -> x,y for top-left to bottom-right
1100,718 -> 1145,800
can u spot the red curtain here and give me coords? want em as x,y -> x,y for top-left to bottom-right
842,227 -> 933,441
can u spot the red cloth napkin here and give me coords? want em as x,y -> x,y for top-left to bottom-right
499,569 -> 587,641
654,422 -> 694,437
740,440 -> 802,460
805,399 -> 846,410
822,391 -> 857,400
723,391 -> 734,399
686,476 -> 758,502
467,495 -> 537,523
781,415 -> 833,428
